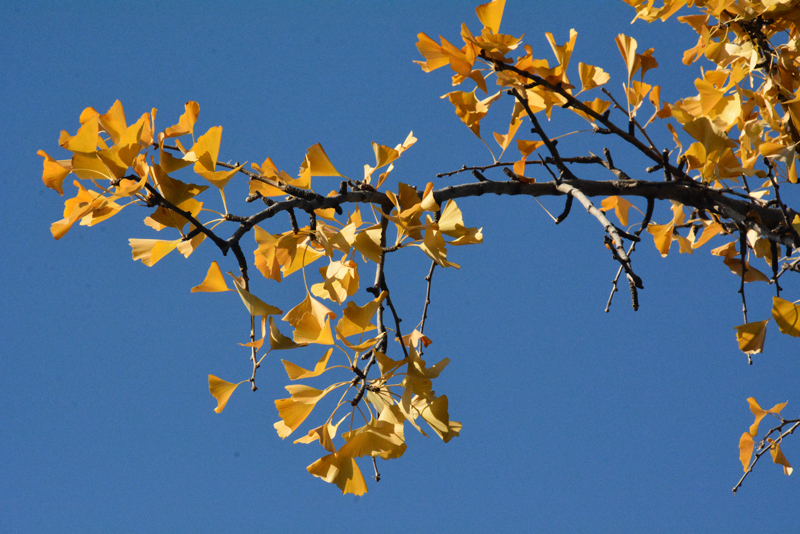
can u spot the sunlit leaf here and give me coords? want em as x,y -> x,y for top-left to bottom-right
722,257 -> 770,283
414,33 -> 451,72
734,320 -> 769,355
164,101 -> 200,138
747,397 -> 787,437
300,143 -> 344,178
310,260 -> 359,304
269,316 -> 308,351
475,0 -> 506,34
647,222 -> 674,257
306,452 -> 368,496
578,62 -> 610,93
692,221 -> 723,249
616,34 -> 638,83
274,384 -> 338,438
283,292 -> 337,345
768,439 -> 793,475
98,100 -> 127,144
60,115 -> 99,153
191,261 -> 231,293
229,275 -> 283,317
282,348 -> 333,380
294,415 -> 347,451
600,196 -> 631,226
772,297 -> 800,337
341,418 -> 407,460
739,432 -> 754,471
352,225 -> 383,263
416,395 -> 462,443
188,126 -> 222,173
129,238 -> 181,266
442,90 -> 503,140
208,375 -> 245,413
38,150 -> 71,195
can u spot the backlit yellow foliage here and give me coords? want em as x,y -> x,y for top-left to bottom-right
39,0 -> 800,495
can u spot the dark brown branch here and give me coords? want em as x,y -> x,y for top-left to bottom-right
555,194 -> 573,225
739,228 -> 749,325
487,57 -> 696,183
437,156 -> 602,178
142,181 -> 230,253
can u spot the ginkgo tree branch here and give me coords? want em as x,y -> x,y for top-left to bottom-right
485,54 -> 701,183
606,198 -> 653,312
41,0 -> 800,497
436,155 -> 603,178
141,181 -> 230,253
733,418 -> 800,494
558,181 -> 643,288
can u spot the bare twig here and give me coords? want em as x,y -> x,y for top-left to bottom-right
733,419 -> 800,493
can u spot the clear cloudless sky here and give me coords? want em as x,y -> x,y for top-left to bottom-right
3,1 -> 799,533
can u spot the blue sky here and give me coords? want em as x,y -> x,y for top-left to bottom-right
3,1 -> 799,532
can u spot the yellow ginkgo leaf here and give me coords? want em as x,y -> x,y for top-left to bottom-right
683,117 -> 737,155
442,90 -> 503,140
747,397 -> 788,437
337,291 -> 386,338
475,0 -> 506,34
37,150 -> 72,196
191,261 -> 231,293
401,329 -> 433,349
300,143 -> 344,178
208,375 -> 245,413
151,164 -> 208,206
269,316 -> 308,351
189,125 -> 222,174
625,80 -> 652,115
311,260 -> 359,304
283,292 -> 336,345
693,221 -> 723,249
734,320 -> 769,355
274,384 -> 338,438
281,348 -> 333,380
336,328 -> 385,352
417,225 -> 460,268
294,414 -> 348,451
98,100 -> 127,145
60,115 -> 99,153
196,165 -> 243,191
129,238 -> 181,267
71,152 -> 115,182
768,439 -> 794,475
228,275 -> 283,317
340,418 -> 407,460
306,452 -> 368,496
578,62 -> 610,93
420,182 -> 440,212
278,239 -> 326,278
164,101 -> 200,138
616,34 -> 638,83
722,257 -> 770,282
352,225 -> 384,263
600,196 -> 632,227
374,350 -> 408,375
50,183 -> 116,239
416,395 -> 462,443
739,432 -> 755,471
647,222 -> 674,257
414,33 -> 451,73
772,297 -> 800,337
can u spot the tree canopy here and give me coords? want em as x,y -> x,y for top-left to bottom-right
35,0 -> 800,500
